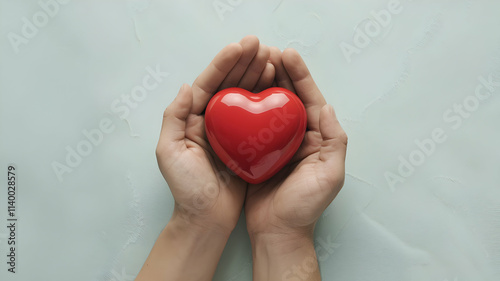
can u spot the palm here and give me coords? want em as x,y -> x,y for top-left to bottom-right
158,111 -> 246,230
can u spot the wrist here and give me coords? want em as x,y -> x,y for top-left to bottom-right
249,230 -> 314,255
168,212 -> 232,240
250,231 -> 320,281
171,203 -> 236,236
136,213 -> 231,281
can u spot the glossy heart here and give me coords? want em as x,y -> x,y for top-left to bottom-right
205,87 -> 307,184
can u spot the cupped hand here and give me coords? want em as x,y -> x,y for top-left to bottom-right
245,48 -> 348,239
156,35 -> 275,234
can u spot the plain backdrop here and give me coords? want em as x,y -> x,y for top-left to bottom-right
1,0 -> 500,280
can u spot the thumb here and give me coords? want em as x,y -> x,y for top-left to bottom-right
158,84 -> 193,150
318,104 -> 348,170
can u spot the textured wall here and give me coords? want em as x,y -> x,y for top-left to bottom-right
1,0 -> 499,280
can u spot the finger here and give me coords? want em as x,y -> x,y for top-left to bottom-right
159,84 -> 193,146
191,43 -> 243,114
253,62 -> 275,92
238,44 -> 270,90
289,130 -> 321,163
219,35 -> 260,89
269,46 -> 295,92
282,48 -> 326,132
318,104 -> 347,168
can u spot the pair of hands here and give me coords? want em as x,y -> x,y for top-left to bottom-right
143,35 -> 347,281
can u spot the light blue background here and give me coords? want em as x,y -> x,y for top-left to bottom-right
1,0 -> 500,280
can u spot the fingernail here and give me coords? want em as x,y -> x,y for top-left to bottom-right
180,84 -> 186,92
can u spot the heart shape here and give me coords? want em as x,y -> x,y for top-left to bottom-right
205,87 -> 307,184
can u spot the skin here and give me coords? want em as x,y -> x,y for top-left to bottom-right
135,36 -> 347,281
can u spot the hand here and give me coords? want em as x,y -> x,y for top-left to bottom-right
245,48 -> 348,281
156,35 -> 274,234
136,36 -> 275,281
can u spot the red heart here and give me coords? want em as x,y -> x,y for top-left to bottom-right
205,87 -> 307,184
